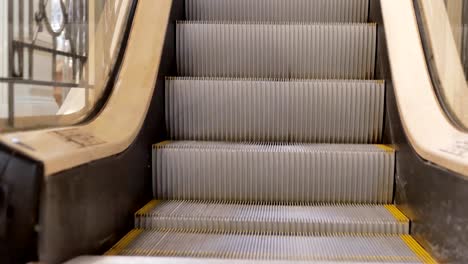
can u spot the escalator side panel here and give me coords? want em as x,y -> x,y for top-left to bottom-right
0,147 -> 42,264
370,1 -> 468,262
36,1 -> 185,263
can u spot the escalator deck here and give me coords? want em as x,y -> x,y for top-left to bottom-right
88,0 -> 437,263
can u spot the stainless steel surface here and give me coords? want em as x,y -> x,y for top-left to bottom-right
106,229 -> 421,262
135,200 -> 409,235
165,78 -> 385,143
176,22 -> 376,79
153,142 -> 395,203
66,256 -> 422,264
185,0 -> 369,23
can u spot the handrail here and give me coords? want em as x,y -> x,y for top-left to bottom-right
413,0 -> 468,131
381,0 -> 468,177
0,0 -> 173,176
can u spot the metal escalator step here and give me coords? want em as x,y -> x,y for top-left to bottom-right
186,0 -> 369,23
177,22 -> 376,79
105,229 -> 434,263
153,142 -> 395,203
166,78 -> 384,143
134,200 -> 409,235
66,256 -> 426,264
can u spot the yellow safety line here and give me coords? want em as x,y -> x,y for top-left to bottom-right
401,235 -> 438,263
154,141 -> 172,148
105,229 -> 143,255
135,200 -> 161,216
376,144 -> 395,152
384,205 -> 409,222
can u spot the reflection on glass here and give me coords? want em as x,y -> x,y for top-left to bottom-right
417,0 -> 468,128
442,0 -> 468,78
0,0 -> 131,131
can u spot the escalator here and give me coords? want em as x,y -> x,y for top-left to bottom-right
69,1 -> 437,263
6,0 -> 468,263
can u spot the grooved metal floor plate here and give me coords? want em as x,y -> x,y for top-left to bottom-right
135,200 -> 409,235
177,22 -> 376,79
153,142 -> 395,203
67,256 -> 423,264
165,78 -> 385,143
105,229 -> 428,263
186,0 -> 370,23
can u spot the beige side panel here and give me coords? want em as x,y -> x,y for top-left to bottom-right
0,0 -> 173,176
381,0 -> 468,176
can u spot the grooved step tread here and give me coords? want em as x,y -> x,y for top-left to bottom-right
186,0 -> 370,23
135,200 -> 409,235
67,256 -> 424,264
153,142 -> 395,203
165,78 -> 385,143
105,229 -> 435,263
177,22 -> 376,79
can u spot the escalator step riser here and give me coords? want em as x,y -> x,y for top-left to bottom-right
66,256 -> 427,264
186,0 -> 369,23
166,78 -> 385,143
153,142 -> 395,203
135,200 -> 409,235
106,229 -> 426,263
177,22 -> 376,79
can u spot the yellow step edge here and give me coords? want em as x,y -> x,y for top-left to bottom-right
376,144 -> 395,152
154,141 -> 172,148
135,200 -> 161,216
401,235 -> 438,263
105,229 -> 143,255
384,205 -> 409,222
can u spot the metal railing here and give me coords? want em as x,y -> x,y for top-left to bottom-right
0,0 -> 89,129
0,0 -> 133,131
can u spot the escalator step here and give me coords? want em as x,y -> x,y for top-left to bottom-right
135,200 -> 409,235
105,229 -> 434,263
66,256 -> 428,264
166,78 -> 385,143
153,142 -> 395,203
177,22 -> 376,79
186,0 -> 369,23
